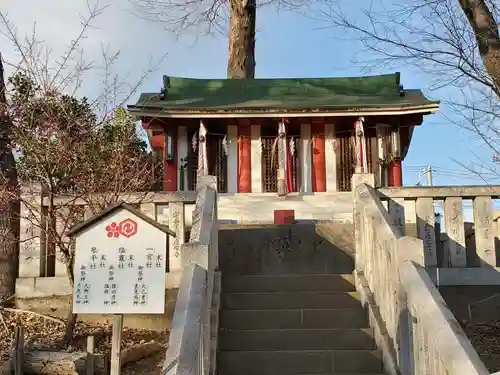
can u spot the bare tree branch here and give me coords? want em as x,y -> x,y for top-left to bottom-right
0,2 -> 164,343
129,0 -> 313,78
320,0 -> 500,179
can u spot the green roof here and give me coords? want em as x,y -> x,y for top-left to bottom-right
128,73 -> 439,115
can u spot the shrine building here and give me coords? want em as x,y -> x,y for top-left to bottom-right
128,73 -> 439,194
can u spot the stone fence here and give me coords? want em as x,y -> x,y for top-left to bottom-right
378,185 -> 500,286
353,174 -> 489,375
18,191 -> 197,280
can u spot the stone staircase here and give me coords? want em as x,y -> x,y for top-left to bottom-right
216,224 -> 384,375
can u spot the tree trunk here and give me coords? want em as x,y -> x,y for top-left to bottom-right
0,53 -> 19,302
458,0 -> 500,94
63,237 -> 77,346
63,308 -> 78,346
227,0 -> 256,78
62,222 -> 77,347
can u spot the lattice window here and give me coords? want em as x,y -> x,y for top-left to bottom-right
186,130 -> 227,192
261,136 -> 300,193
365,128 -> 376,176
338,132 -> 354,192
207,134 -> 227,193
337,132 -> 375,192
366,136 -> 374,174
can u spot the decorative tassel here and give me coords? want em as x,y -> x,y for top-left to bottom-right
289,136 -> 295,156
271,137 -> 279,166
192,132 -> 197,152
354,116 -> 368,172
276,121 -> 288,197
197,121 -> 208,179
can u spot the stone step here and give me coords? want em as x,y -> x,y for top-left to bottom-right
219,308 -> 368,330
218,224 -> 355,275
222,274 -> 356,293
218,328 -> 375,351
217,350 -> 384,374
222,291 -> 362,310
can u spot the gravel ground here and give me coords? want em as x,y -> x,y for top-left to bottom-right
0,308 -> 168,374
122,352 -> 165,375
462,320 -> 500,372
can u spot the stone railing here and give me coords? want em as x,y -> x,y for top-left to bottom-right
353,174 -> 489,375
162,176 -> 220,375
377,185 -> 500,286
378,185 -> 500,267
17,191 -> 197,300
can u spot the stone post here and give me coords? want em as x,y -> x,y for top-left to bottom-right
169,202 -> 185,274
351,173 -> 375,276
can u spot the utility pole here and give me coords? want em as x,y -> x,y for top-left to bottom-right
426,165 -> 433,186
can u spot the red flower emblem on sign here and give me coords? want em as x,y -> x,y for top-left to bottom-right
118,218 -> 138,238
105,218 -> 138,238
105,222 -> 120,238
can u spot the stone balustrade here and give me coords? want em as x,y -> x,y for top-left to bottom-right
378,185 -> 500,268
353,174 -> 489,375
162,175 -> 220,375
376,185 -> 500,290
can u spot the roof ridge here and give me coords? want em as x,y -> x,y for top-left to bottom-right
162,73 -> 401,82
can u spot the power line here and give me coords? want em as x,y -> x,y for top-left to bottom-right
405,164 -> 500,182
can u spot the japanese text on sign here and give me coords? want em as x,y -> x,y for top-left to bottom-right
72,209 -> 167,314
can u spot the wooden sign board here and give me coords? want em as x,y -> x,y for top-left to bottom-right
69,202 -> 174,315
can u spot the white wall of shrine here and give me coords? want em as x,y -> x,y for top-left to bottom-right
175,123 -> 340,193
325,123 -> 338,192
227,125 -> 238,192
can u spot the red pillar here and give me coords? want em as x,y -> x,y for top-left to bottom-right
151,133 -> 165,149
391,159 -> 403,187
311,122 -> 326,192
163,127 -> 178,191
238,124 -> 251,193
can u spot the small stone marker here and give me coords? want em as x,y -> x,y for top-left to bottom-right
68,202 -> 175,375
274,210 -> 295,225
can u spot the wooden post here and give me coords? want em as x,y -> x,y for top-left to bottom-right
110,315 -> 123,375
86,335 -> 95,375
14,326 -> 24,375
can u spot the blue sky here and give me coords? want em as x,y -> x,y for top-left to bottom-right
0,0 -> 497,189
